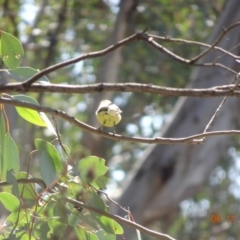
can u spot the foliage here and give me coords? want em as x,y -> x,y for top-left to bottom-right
0,32 -> 124,239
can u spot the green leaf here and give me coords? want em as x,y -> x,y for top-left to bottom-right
0,111 -> 6,179
20,233 -> 33,240
33,220 -> 50,240
85,191 -> 107,211
8,67 -> 49,82
16,172 -> 38,200
68,212 -> 80,227
7,210 -> 27,225
12,95 -> 47,127
72,210 -> 99,230
96,229 -> 116,240
37,222 -> 50,239
12,94 -> 56,135
93,175 -> 108,190
0,31 -> 24,69
0,192 -> 20,212
48,220 -> 67,237
7,170 -> 19,197
92,214 -> 123,235
77,156 -> 108,184
53,201 -> 68,223
4,234 -> 19,240
2,132 -> 20,183
35,139 -> 63,186
74,226 -> 99,240
43,200 -> 58,219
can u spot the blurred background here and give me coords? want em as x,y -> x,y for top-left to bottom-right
1,0 -> 240,239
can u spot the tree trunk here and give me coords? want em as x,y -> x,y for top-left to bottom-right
113,0 -> 240,238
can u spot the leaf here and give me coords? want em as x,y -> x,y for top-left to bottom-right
35,139 -> 63,186
92,175 -> 108,190
16,172 -> 38,200
47,220 -> 67,237
37,222 -> 50,239
92,214 -> 123,235
77,156 -> 108,184
2,133 -> 20,183
12,95 -> 47,127
74,226 -> 99,240
0,110 -> 6,179
0,192 -> 20,212
39,112 -> 57,136
68,212 -> 80,227
12,95 -> 56,135
53,201 -> 68,223
7,210 -> 26,225
0,31 -> 24,69
7,170 -> 19,197
96,229 -> 116,240
72,209 -> 99,230
20,233 -> 33,240
85,191 -> 107,211
0,113 -> 19,194
8,67 -> 49,82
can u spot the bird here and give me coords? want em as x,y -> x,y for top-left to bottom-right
95,100 -> 122,133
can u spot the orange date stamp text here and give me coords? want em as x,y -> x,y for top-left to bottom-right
210,214 -> 235,223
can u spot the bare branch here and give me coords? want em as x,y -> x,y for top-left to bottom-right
204,73 -> 240,132
148,22 -> 240,63
148,34 -> 240,60
192,21 -> 240,62
1,97 -> 240,145
138,34 -> 237,74
21,23 -> 240,87
2,82 -> 240,97
21,34 -> 139,87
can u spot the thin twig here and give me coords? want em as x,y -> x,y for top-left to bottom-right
191,21 -> 240,62
204,73 -> 240,132
139,34 -> 237,74
65,198 -> 176,240
148,34 -> 240,60
90,184 -> 131,215
52,116 -> 69,157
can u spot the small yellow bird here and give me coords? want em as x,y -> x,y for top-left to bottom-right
95,100 -> 122,132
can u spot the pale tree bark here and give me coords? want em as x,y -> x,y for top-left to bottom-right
112,1 -> 240,238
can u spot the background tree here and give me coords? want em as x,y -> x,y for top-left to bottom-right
114,1 -> 240,239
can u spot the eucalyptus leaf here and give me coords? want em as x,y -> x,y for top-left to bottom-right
35,139 -> 63,186
0,192 -> 20,212
77,156 -> 108,184
0,31 -> 24,69
8,67 -> 49,82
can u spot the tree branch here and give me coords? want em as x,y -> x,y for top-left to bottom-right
21,22 -> 240,87
2,82 -> 240,97
1,97 -> 240,145
0,177 -> 46,189
21,34 -> 139,87
148,34 -> 240,60
65,198 -> 176,240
